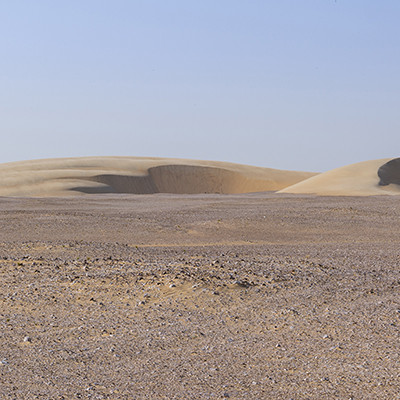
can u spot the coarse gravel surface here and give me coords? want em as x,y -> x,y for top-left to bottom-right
0,193 -> 399,399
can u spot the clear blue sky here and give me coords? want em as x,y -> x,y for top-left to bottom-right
1,0 -> 399,171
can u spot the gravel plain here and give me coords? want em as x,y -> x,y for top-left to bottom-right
0,193 -> 399,399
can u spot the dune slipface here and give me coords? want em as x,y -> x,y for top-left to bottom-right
0,157 -> 316,197
378,158 -> 400,186
279,158 -> 400,196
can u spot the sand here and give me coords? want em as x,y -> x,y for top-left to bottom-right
0,157 -> 316,197
280,158 -> 400,196
1,193 -> 400,399
0,156 -> 399,197
0,156 -> 400,398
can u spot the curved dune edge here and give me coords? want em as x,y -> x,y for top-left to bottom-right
0,157 -> 317,197
279,158 -> 400,196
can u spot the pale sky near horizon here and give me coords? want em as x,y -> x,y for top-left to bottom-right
1,1 -> 399,172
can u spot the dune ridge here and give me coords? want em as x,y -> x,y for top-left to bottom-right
279,158 -> 400,196
0,157 -> 316,197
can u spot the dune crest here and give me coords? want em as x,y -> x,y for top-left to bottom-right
279,158 -> 400,196
0,157 -> 316,197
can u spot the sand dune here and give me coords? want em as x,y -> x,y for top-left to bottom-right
0,157 -> 316,197
279,158 -> 400,196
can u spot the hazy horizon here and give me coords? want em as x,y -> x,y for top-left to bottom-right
1,1 -> 399,172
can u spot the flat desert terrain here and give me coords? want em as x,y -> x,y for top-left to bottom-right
1,192 -> 400,399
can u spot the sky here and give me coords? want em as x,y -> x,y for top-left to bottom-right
1,0 -> 399,172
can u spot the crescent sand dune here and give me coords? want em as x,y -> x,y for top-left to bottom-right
0,156 -> 316,197
279,158 -> 400,196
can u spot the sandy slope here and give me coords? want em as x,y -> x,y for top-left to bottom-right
0,157 -> 316,197
279,158 -> 400,196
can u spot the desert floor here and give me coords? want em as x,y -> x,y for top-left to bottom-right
0,193 -> 399,399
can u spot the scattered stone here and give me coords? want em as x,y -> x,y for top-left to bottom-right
234,280 -> 251,288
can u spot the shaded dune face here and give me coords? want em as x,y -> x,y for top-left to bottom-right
74,165 -> 291,194
148,165 -> 276,194
378,158 -> 400,186
74,174 -> 157,194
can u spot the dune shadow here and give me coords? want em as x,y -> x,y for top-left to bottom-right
377,158 -> 400,186
66,164 -> 283,195
69,185 -> 116,194
68,165 -> 251,195
88,174 -> 158,194
148,165 -> 242,194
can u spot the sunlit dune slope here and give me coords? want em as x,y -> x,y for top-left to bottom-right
0,157 -> 316,197
279,158 -> 400,196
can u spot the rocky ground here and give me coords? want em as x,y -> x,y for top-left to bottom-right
0,193 -> 399,399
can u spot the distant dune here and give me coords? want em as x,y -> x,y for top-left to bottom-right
0,157 -> 316,197
279,158 -> 400,196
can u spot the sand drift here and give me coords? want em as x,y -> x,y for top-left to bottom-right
279,158 -> 400,196
0,156 -> 398,197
